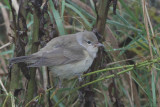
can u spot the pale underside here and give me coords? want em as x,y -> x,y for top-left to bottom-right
49,50 -> 94,79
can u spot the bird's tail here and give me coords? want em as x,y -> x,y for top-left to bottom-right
9,55 -> 35,64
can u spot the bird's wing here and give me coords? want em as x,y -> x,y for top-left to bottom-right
28,46 -> 86,67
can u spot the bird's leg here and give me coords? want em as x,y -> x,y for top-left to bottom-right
77,73 -> 85,102
78,76 -> 83,82
76,73 -> 83,83
57,77 -> 63,88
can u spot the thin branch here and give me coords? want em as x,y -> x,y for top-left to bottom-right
0,42 -> 12,50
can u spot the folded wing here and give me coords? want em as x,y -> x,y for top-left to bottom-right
28,46 -> 85,67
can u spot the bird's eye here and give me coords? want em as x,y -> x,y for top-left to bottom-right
87,41 -> 91,44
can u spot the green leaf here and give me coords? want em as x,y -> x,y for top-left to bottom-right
49,0 -> 66,35
152,71 -> 157,107
61,0 -> 65,18
65,3 -> 92,28
0,50 -> 13,56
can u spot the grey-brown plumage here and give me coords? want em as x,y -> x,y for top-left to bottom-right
10,31 -> 103,79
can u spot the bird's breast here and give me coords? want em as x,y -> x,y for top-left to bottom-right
50,50 -> 94,79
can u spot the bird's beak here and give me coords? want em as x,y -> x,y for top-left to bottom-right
95,43 -> 104,47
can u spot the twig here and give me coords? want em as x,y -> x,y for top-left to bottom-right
0,78 -> 8,95
25,56 -> 160,107
0,42 -> 12,50
105,57 -> 144,67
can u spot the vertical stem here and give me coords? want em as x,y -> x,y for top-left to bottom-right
8,0 -> 28,106
96,0 -> 111,36
81,0 -> 111,107
24,7 -> 39,104
142,0 -> 157,106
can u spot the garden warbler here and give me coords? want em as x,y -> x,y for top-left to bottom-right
10,31 -> 103,79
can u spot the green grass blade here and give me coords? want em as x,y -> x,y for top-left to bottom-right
152,71 -> 157,107
65,3 -> 92,28
61,0 -> 65,18
49,0 -> 66,35
53,95 -> 65,107
0,50 -> 13,56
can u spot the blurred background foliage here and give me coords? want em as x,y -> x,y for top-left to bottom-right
0,0 -> 160,107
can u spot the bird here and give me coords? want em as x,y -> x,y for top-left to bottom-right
9,31 -> 103,79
